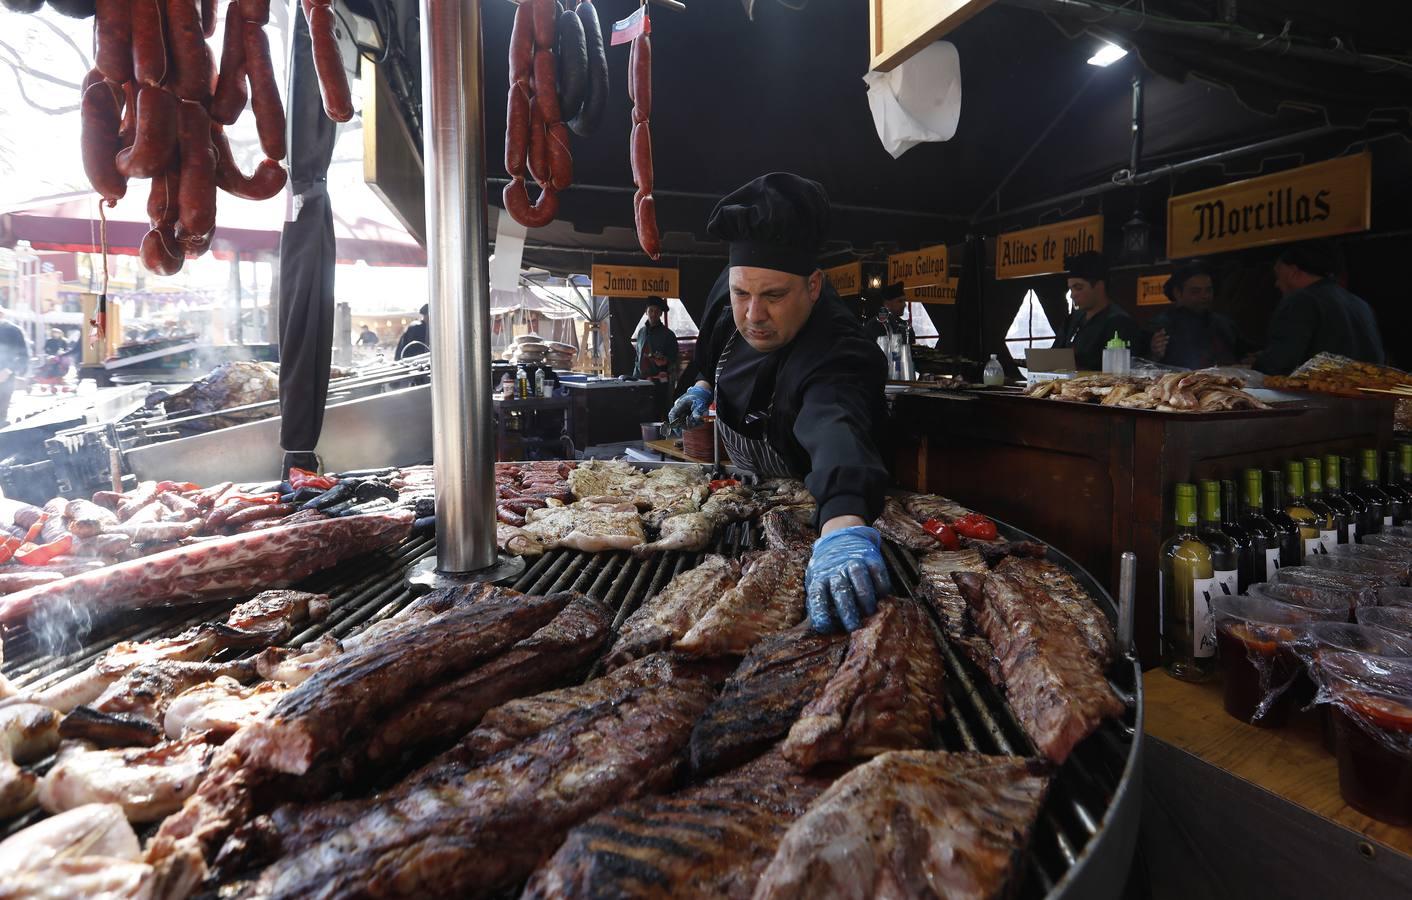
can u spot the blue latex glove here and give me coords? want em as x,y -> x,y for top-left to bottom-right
805,525 -> 891,633
669,385 -> 713,425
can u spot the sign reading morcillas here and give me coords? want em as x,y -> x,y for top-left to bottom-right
1166,153 -> 1371,259
887,244 -> 948,292
1136,274 -> 1171,306
590,264 -> 679,299
995,215 -> 1102,279
823,262 -> 863,296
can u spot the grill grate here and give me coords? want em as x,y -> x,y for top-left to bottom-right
0,518 -> 1136,896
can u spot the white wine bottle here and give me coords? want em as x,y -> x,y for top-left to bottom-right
1198,480 -> 1239,600
1284,460 -> 1326,558
1160,483 -> 1217,682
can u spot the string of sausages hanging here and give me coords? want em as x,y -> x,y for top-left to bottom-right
503,0 -> 660,261
70,0 -> 355,275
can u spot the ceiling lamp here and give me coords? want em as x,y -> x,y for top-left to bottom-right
1087,42 -> 1128,67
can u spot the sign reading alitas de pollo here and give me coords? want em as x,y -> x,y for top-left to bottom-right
1167,153 -> 1371,259
591,264 -> 679,299
823,262 -> 863,296
888,244 -> 949,290
995,215 -> 1103,279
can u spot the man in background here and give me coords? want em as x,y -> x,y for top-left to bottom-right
864,281 -> 915,344
0,308 -> 30,427
633,295 -> 679,381
1253,241 -> 1384,375
1054,251 -> 1144,370
396,305 -> 429,359
357,325 -> 379,347
1148,262 -> 1250,369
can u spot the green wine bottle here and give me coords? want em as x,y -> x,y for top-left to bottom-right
1338,455 -> 1371,543
1382,449 -> 1411,526
1354,449 -> 1391,534
1199,480 -> 1239,599
1161,483 -> 1217,682
1219,479 -> 1257,593
1265,468 -> 1303,566
1321,454 -> 1359,545
1238,468 -> 1281,582
1303,457 -> 1345,548
1284,460 -> 1329,557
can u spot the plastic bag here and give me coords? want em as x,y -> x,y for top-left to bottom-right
1304,554 -> 1408,586
1273,565 -> 1388,596
1307,650 -> 1412,824
1291,622 -> 1412,661
1356,606 -> 1412,638
1365,533 -> 1412,551
1211,595 -> 1316,725
1377,585 -> 1412,609
1328,543 -> 1412,565
1248,580 -> 1368,619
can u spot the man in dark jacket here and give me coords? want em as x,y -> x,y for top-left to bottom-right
667,173 -> 891,635
1253,241 -> 1384,375
1148,262 -> 1251,369
633,296 -> 679,380
0,308 -> 30,426
395,305 -> 429,359
1054,251 -> 1145,370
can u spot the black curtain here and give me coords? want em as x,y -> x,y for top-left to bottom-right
277,13 -> 339,457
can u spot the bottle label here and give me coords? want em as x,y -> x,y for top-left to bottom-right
1304,536 -> 1329,557
1265,547 -> 1282,575
1193,577 -> 1217,659
1319,529 -> 1339,551
1214,569 -> 1239,599
1348,523 -> 1358,544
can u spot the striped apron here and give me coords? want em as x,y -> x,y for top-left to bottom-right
713,332 -> 802,479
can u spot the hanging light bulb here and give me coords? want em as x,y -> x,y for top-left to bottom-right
1087,42 -> 1128,67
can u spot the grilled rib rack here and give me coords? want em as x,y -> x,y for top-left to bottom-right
0,514 -> 1142,899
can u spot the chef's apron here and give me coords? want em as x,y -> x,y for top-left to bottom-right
713,332 -> 802,479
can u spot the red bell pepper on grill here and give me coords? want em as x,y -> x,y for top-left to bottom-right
0,535 -> 22,565
709,478 -> 740,491
954,513 -> 998,541
15,534 -> 73,566
922,518 -> 960,550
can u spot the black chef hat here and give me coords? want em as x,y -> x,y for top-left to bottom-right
706,173 -> 830,276
1064,250 -> 1108,285
644,295 -> 668,311
882,281 -> 907,302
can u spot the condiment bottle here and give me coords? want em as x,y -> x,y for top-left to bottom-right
983,354 -> 1005,387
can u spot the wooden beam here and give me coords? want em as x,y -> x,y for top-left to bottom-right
869,0 -> 995,72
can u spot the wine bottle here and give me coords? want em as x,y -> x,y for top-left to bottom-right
1303,457 -> 1345,548
1382,449 -> 1411,526
1339,454 -> 1371,542
1199,480 -> 1240,599
1321,454 -> 1359,545
1401,443 -> 1412,499
1238,468 -> 1282,583
1354,449 -> 1391,533
1284,460 -> 1330,557
1160,483 -> 1217,682
1264,468 -> 1303,566
1220,479 -> 1257,593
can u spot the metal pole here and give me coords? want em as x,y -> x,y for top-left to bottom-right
420,0 -> 496,573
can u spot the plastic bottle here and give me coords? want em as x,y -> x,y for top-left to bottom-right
982,354 -> 1004,387
1102,332 -> 1130,375
515,365 -> 529,399
534,367 -> 546,399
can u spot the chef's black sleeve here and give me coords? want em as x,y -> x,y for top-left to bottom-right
793,347 -> 890,525
1254,293 -> 1316,375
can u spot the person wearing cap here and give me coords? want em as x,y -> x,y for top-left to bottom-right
1054,251 -> 1145,371
633,295 -> 679,381
1148,262 -> 1251,369
1253,240 -> 1384,375
863,281 -> 915,345
668,173 -> 891,635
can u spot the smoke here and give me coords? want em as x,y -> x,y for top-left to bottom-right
30,588 -> 96,661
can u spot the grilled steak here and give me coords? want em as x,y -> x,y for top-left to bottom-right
754,751 -> 1050,900
242,676 -> 716,900
223,590 -> 331,643
761,506 -> 816,553
701,484 -> 761,524
872,496 -> 938,551
524,750 -> 833,900
676,551 -> 807,658
902,493 -> 974,523
61,657 -> 262,747
915,549 -> 995,675
995,556 -> 1115,665
690,625 -> 847,776
608,556 -> 742,669
965,537 -> 1049,567
782,597 -> 946,769
953,572 -> 1124,763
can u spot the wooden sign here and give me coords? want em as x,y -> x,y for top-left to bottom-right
887,244 -> 948,289
590,264 -> 679,299
869,0 -> 995,72
823,261 -> 863,296
995,215 -> 1103,280
907,275 -> 959,305
1137,274 -> 1171,306
1167,153 -> 1371,259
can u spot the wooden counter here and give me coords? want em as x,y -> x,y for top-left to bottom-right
1141,670 -> 1412,897
890,389 -> 1394,665
643,437 -> 731,466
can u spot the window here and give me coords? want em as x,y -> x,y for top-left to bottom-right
1004,289 -> 1056,374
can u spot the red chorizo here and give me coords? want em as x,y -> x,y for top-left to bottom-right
630,121 -> 652,194
244,21 -> 287,160
80,78 -> 127,206
531,48 -> 561,124
635,190 -> 661,260
94,0 -> 134,85
212,124 -> 287,200
200,0 -> 216,37
503,177 -> 558,229
131,0 -> 170,88
223,502 -> 295,529
306,2 -> 353,121
210,3 -> 248,124
116,85 -> 179,178
176,100 -> 217,238
505,83 -> 531,179
530,0 -> 556,50
632,34 -> 651,123
141,227 -> 184,274
118,80 -> 138,149
238,0 -> 268,24
509,0 -> 534,86
148,164 -> 180,227
527,102 -> 548,188
182,229 -> 212,258
546,121 -> 572,192
167,0 -> 211,101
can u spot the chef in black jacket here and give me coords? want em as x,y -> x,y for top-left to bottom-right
1054,251 -> 1145,370
668,173 -> 892,634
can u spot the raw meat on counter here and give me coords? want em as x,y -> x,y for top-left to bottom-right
524,750 -> 833,900
608,555 -> 742,668
754,751 -> 1050,900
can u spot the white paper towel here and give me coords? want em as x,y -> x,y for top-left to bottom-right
489,211 -> 528,293
863,41 -> 963,159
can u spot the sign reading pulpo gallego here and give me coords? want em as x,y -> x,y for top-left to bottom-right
887,244 -> 949,301
1167,153 -> 1371,259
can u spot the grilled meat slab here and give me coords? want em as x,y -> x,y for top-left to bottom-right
953,572 -> 1124,764
243,676 -> 716,900
676,551 -> 808,658
782,597 -> 946,769
755,751 -> 1050,900
609,556 -> 742,669
1,702 -> 62,818
914,549 -> 995,675
690,626 -> 847,776
761,506 -> 816,553
633,511 -> 717,556
223,590 -> 331,644
39,735 -> 214,823
872,496 -> 939,551
523,503 -> 647,552
227,588 -> 571,776
901,493 -> 974,523
525,751 -> 833,900
965,537 -> 1049,567
701,484 -> 761,524
0,802 -> 140,873
995,557 -> 1115,665
164,678 -> 290,742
